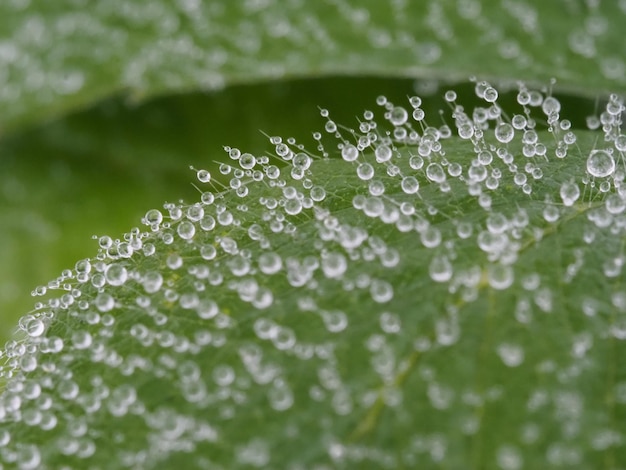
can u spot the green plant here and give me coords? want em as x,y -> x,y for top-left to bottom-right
1,1 -> 625,469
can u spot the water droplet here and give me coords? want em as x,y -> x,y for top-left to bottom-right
258,252 -> 282,275
486,213 -> 509,234
177,221 -> 196,240
497,343 -> 524,367
401,176 -> 420,194
325,120 -> 337,133
389,106 -> 408,126
370,279 -> 393,303
379,311 -> 401,333
445,90 -> 457,102
321,252 -> 347,279
495,123 -> 514,143
421,226 -> 441,248
197,299 -> 219,320
25,318 -> 45,337
429,255 -> 453,282
240,153 -> 256,169
560,181 -> 580,206
497,445 -> 523,470
321,310 -> 348,333
95,293 -> 115,312
541,97 -> 561,115
426,163 -> 446,183
341,144 -> 359,162
142,271 -> 163,294
357,163 -> 374,181
213,364 -> 235,386
587,150 -> 615,178
196,169 -> 211,183
488,264 -> 514,290
144,209 -> 163,226
72,330 -> 93,349
606,194 -> 626,214
293,152 -> 311,171
268,381 -> 294,411
375,145 -> 393,163
105,264 -> 128,286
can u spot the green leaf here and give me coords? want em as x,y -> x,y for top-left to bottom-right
0,76 -> 432,345
1,1 -> 626,132
1,84 -> 625,468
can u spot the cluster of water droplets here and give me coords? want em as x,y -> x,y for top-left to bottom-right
1,81 -> 625,468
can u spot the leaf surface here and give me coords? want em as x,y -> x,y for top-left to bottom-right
1,0 -> 625,131
1,88 -> 625,468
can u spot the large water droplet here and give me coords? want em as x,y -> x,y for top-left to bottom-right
401,176 -> 420,194
341,144 -> 359,162
144,209 -> 163,226
586,150 -> 615,178
105,264 -> 128,286
495,122 -> 514,143
26,318 -> 45,337
426,163 -> 446,183
177,221 -> 196,240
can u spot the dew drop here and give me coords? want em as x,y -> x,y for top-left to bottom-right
606,194 -> 626,214
258,252 -> 283,275
142,271 -> 163,294
284,199 -> 303,215
310,186 -> 326,202
26,318 -> 45,337
409,154 -> 424,170
483,87 -> 498,102
370,279 -> 393,303
196,169 -> 211,183
341,144 -> 359,162
105,264 -> 128,286
429,255 -> 453,282
240,153 -> 256,169
412,108 -> 425,121
486,213 -> 509,234
177,221 -> 196,240
426,163 -> 446,183
495,122 -> 514,143
401,176 -> 420,194
587,150 -> 615,178
379,311 -> 401,334
497,343 -> 524,367
293,152 -> 311,171
488,264 -> 514,290
144,209 -> 163,226
389,106 -> 408,126
357,163 -> 375,181
321,252 -> 348,279
375,145 -> 393,163
72,330 -> 93,349
560,181 -> 580,206
321,310 -> 348,333
95,293 -> 115,312
541,96 -> 561,115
